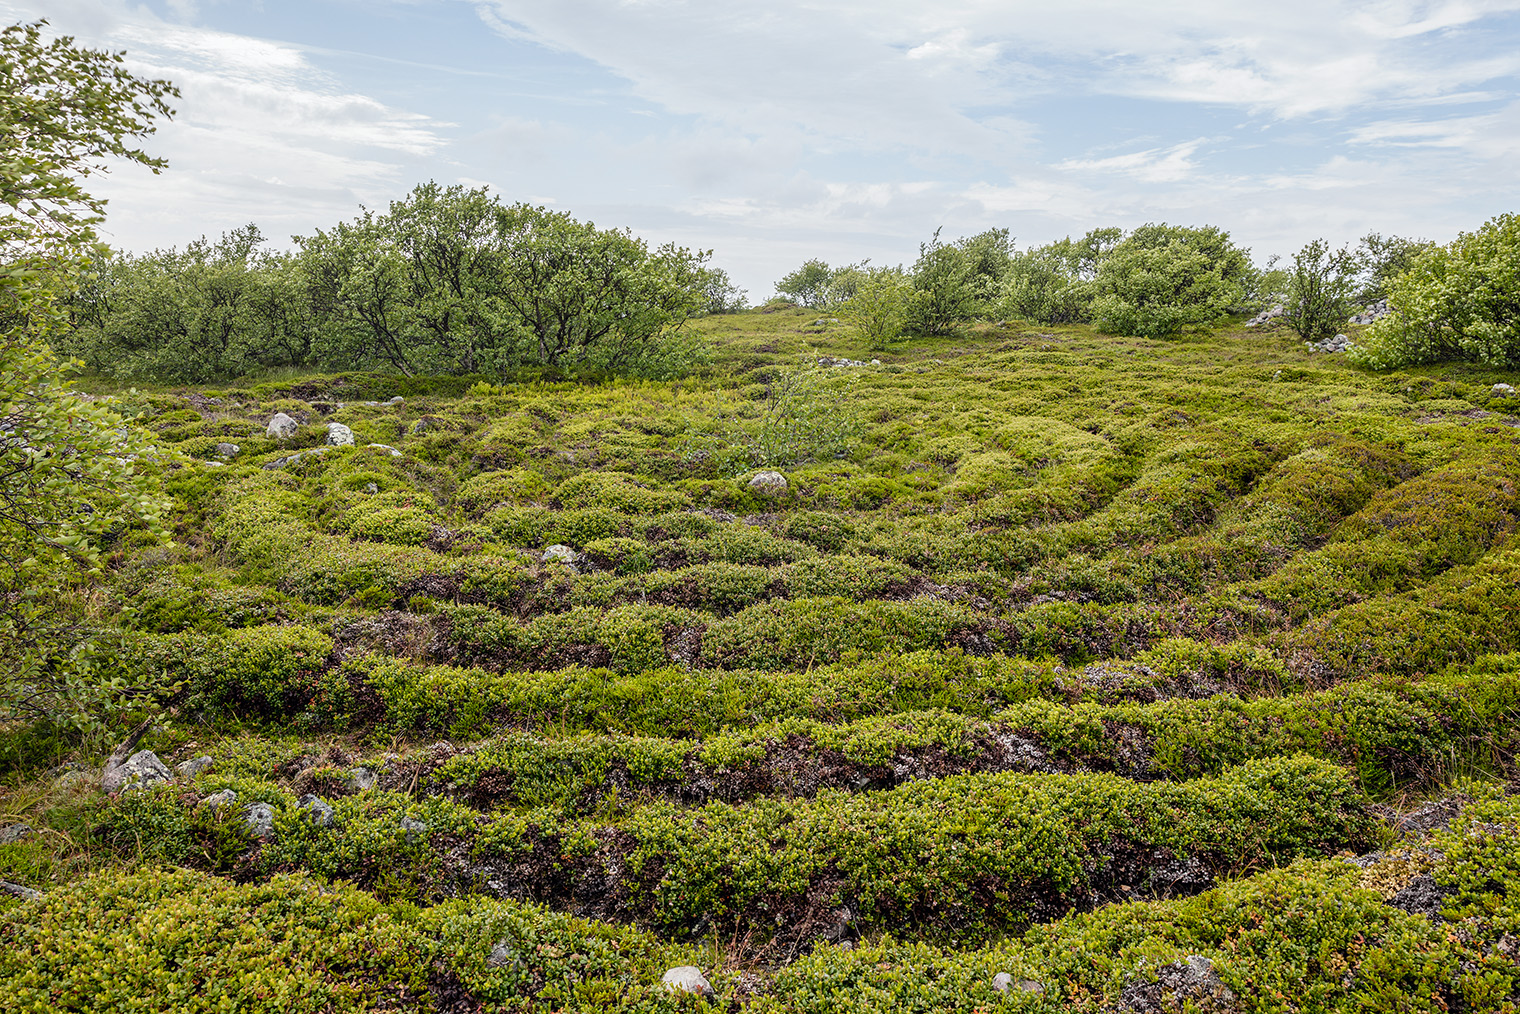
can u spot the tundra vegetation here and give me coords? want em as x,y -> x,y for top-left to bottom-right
8,19 -> 1520,1014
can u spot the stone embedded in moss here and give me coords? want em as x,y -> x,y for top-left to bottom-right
748,470 -> 789,496
266,412 -> 297,439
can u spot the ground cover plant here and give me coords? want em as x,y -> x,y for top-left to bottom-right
7,295 -> 1520,1010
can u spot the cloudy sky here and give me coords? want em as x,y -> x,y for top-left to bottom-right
13,0 -> 1520,300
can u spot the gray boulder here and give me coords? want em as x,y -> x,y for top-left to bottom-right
201,789 -> 238,814
747,470 -> 789,497
487,939 -> 520,968
102,749 -> 171,794
176,755 -> 214,778
347,766 -> 377,792
262,447 -> 329,470
214,442 -> 240,458
542,544 -> 580,566
1,880 -> 42,901
1493,383 -> 1517,398
0,823 -> 33,845
1118,955 -> 1235,1012
992,972 -> 1043,994
399,816 -> 429,842
244,802 -> 277,840
298,794 -> 335,828
661,966 -> 713,995
326,422 -> 355,446
266,413 -> 298,440
1243,304 -> 1284,327
366,443 -> 403,458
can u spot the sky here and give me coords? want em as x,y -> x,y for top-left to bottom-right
11,0 -> 1520,301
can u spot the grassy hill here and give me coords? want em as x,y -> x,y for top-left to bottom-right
5,307 -> 1520,1011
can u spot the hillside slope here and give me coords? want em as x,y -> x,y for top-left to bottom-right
5,309 -> 1520,1011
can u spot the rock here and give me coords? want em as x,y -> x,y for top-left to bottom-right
366,443 -> 403,457
0,823 -> 34,844
487,939 -> 520,968
1243,304 -> 1284,327
1389,874 -> 1450,919
102,749 -> 171,794
398,816 -> 429,842
202,789 -> 238,813
201,460 -> 225,467
176,755 -> 214,778
1493,383 -> 1517,398
542,544 -> 580,566
266,412 -> 299,440
388,395 -> 405,404
326,422 -> 355,446
347,766 -> 377,792
214,442 -> 240,458
661,966 -> 713,995
1118,954 -> 1235,1012
244,802 -> 277,840
747,470 -> 788,497
298,794 -> 335,828
1307,332 -> 1352,354
1349,298 -> 1392,325
53,769 -> 92,791
262,447 -> 329,470
1,881 -> 42,901
991,972 -> 1043,994
410,419 -> 430,435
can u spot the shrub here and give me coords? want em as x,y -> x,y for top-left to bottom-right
840,267 -> 912,349
1349,212 -> 1520,368
473,755 -> 1373,941
0,869 -> 430,1012
1282,239 -> 1360,342
1090,224 -> 1250,338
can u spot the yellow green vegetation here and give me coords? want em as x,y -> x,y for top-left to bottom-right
6,307 -> 1520,1010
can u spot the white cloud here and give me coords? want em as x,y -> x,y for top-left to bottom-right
1057,139 -> 1208,184
1,0 -> 452,250
6,0 -> 1519,299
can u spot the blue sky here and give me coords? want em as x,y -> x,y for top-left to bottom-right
13,0 -> 1520,301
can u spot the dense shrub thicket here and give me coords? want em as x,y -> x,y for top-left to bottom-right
1350,213 -> 1520,369
57,186 -> 733,383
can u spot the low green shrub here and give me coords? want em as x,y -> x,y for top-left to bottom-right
700,596 -> 1000,670
473,755 -> 1372,941
123,624 -> 333,718
0,869 -> 430,1012
308,650 -> 1067,738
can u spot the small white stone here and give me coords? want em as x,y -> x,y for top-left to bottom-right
661,966 -> 712,995
176,756 -> 214,778
326,422 -> 355,446
542,544 -> 580,565
747,470 -> 788,497
266,413 -> 298,440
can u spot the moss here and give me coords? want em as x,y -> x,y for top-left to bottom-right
0,869 -> 430,1012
